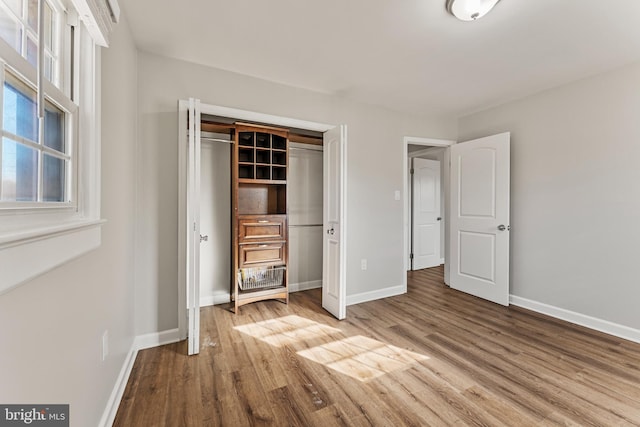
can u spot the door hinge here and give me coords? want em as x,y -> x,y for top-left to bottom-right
193,222 -> 196,231
410,168 -> 414,175
409,253 -> 414,260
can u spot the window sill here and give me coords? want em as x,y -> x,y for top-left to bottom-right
0,218 -> 105,295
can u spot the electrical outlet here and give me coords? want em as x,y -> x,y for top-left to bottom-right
394,190 -> 401,201
102,330 -> 109,362
361,259 -> 367,270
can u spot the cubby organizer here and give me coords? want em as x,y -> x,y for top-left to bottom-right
236,130 -> 287,183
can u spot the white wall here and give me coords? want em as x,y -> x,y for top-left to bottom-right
135,51 -> 457,334
0,18 -> 138,426
458,61 -> 640,330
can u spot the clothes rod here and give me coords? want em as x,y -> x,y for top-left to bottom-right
187,131 -> 234,144
289,146 -> 323,152
201,137 -> 234,144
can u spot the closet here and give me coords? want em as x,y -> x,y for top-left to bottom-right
195,116 -> 323,313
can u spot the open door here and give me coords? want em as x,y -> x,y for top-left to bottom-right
412,158 -> 441,270
450,132 -> 510,306
322,125 -> 347,319
182,98 -> 201,355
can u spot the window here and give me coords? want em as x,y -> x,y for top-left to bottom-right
0,0 -> 114,294
0,0 -> 61,85
0,0 -> 75,207
2,71 -> 70,203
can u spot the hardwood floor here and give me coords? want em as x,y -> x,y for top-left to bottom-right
114,266 -> 640,426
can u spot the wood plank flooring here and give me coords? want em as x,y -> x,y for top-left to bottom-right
114,266 -> 640,426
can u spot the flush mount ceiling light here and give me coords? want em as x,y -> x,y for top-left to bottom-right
446,0 -> 501,21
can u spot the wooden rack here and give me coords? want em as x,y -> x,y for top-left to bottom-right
231,123 -> 289,312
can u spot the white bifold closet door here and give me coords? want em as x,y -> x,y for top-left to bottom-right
184,98 -> 201,355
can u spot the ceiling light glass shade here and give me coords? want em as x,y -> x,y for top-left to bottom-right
446,0 -> 500,21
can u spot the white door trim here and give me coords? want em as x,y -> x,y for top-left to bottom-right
402,137 -> 455,292
199,103 -> 333,133
178,101 -> 342,340
177,100 -> 188,341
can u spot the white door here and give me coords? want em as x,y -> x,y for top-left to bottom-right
450,132 -> 510,306
184,98 -> 201,355
412,158 -> 441,270
322,125 -> 347,319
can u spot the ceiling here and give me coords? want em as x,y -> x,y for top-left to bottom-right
120,0 -> 640,118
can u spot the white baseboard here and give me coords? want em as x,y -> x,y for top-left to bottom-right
347,284 -> 406,306
98,343 -> 138,427
200,293 -> 231,307
290,280 -> 322,293
510,295 -> 640,345
134,328 -> 181,351
200,281 -> 322,307
100,328 -> 183,426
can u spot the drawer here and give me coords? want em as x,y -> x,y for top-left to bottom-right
239,242 -> 285,267
239,216 -> 286,243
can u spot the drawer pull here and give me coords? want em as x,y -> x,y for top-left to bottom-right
258,244 -> 269,248
257,220 -> 269,223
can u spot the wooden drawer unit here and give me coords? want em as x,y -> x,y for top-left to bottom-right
239,215 -> 286,243
239,242 -> 285,267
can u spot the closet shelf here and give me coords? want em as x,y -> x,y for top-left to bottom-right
238,178 -> 287,185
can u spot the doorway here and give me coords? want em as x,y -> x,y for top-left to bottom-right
402,133 -> 512,305
196,134 -> 324,307
402,137 -> 454,291
178,99 -> 347,355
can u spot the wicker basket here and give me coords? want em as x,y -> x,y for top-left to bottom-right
238,266 -> 286,291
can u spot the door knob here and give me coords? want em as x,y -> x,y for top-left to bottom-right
437,217 -> 442,221
497,225 -> 510,231
200,234 -> 209,242
327,227 -> 335,235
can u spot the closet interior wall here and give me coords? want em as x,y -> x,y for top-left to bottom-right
288,143 -> 323,292
199,132 -> 232,306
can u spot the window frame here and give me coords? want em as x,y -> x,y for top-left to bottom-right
0,0 -> 105,295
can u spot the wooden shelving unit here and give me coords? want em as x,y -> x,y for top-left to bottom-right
231,123 -> 289,313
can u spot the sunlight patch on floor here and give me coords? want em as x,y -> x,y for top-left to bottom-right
235,316 -> 429,381
297,335 -> 430,382
233,315 -> 342,347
